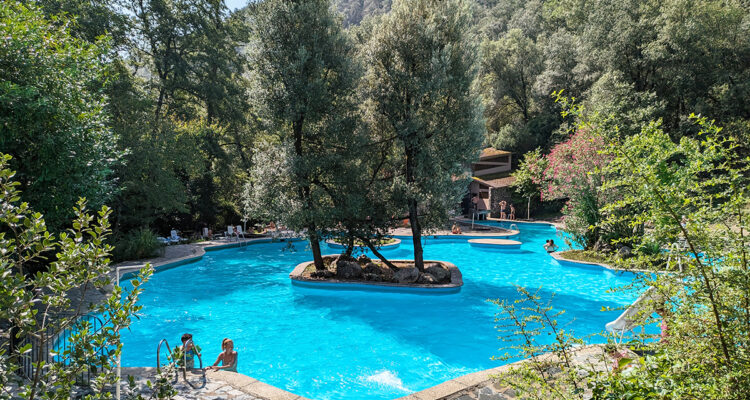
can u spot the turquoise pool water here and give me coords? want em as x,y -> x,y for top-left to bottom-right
121,223 -> 640,400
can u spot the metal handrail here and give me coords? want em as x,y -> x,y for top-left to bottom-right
19,314 -> 109,385
509,223 -> 519,232
156,338 -> 206,388
156,339 -> 172,371
667,242 -> 685,273
180,339 -> 206,389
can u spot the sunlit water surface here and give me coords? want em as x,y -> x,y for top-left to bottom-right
121,222 -> 640,400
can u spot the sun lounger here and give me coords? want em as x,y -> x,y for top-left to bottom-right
170,230 -> 186,244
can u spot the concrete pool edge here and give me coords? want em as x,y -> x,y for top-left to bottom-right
325,238 -> 402,250
289,259 -> 463,293
116,237 -> 304,280
549,251 -> 616,271
120,367 -> 312,400
395,344 -> 616,400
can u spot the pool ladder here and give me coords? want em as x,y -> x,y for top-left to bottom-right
156,338 -> 206,389
666,242 -> 685,273
509,223 -> 519,232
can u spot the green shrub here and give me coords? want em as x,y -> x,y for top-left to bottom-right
113,228 -> 163,261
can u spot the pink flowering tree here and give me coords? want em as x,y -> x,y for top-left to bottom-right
541,128 -> 612,248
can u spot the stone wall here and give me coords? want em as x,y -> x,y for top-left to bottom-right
489,187 -> 513,218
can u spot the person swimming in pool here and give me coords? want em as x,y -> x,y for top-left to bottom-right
178,333 -> 201,369
543,239 -> 559,253
208,338 -> 238,372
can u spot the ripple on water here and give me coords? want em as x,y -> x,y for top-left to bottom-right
121,228 -> 645,400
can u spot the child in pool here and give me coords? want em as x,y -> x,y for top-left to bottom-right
208,338 -> 238,372
179,333 -> 201,369
543,239 -> 559,253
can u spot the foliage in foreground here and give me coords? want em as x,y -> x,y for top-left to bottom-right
493,112 -> 750,399
0,153 -> 152,400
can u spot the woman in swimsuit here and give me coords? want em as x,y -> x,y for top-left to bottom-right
208,338 -> 238,372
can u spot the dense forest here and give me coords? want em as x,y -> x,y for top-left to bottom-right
1,0 -> 749,258
340,0 -> 750,154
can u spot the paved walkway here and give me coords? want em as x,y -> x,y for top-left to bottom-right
120,368 -> 307,400
398,345 -> 623,400
121,368 -> 258,400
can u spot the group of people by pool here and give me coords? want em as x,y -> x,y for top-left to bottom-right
497,201 -> 515,220
178,333 -> 238,372
470,195 -> 516,220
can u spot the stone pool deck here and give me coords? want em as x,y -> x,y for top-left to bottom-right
120,368 -> 306,400
119,345 -> 619,400
398,345 -> 622,400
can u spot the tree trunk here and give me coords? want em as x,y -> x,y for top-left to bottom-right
343,236 -> 354,258
8,325 -> 19,375
405,148 -> 425,271
364,239 -> 398,271
308,227 -> 325,271
527,196 -> 531,220
293,117 -> 324,270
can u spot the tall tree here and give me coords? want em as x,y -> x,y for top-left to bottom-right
364,0 -> 485,271
34,0 -> 130,47
120,0 -> 252,232
251,0 -> 358,270
0,1 -> 120,231
480,28 -> 544,152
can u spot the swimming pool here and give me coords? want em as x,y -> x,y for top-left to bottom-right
120,224 -> 640,400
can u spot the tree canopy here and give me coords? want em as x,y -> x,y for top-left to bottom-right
0,1 -> 120,231
363,0 -> 485,270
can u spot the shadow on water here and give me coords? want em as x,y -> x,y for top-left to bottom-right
290,281 -> 627,368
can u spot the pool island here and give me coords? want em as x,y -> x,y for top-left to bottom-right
289,255 -> 463,293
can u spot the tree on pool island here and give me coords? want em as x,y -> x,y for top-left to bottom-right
363,0 -> 485,271
250,0 -> 358,270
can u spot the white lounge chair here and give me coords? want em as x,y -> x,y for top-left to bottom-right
606,287 -> 658,333
235,225 -> 247,241
170,230 -> 185,244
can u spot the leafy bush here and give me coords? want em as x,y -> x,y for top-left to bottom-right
113,228 -> 163,262
0,153 -> 153,399
495,113 -> 750,399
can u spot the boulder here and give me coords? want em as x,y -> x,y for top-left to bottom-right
335,260 -> 362,280
310,269 -> 334,279
363,262 -> 382,275
417,273 -> 436,284
393,267 -> 419,284
364,262 -> 394,281
362,273 -> 382,282
617,246 -> 633,259
336,254 -> 357,263
594,239 -> 614,254
425,264 -> 450,283
357,254 -> 372,264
